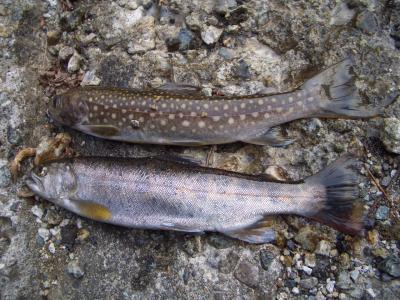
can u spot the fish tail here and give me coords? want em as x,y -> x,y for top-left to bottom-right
303,58 -> 398,119
304,156 -> 365,235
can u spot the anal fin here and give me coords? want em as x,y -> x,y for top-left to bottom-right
221,216 -> 276,244
241,127 -> 294,147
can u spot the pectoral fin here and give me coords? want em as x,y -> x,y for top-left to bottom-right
85,125 -> 120,137
241,127 -> 294,147
221,216 -> 276,244
159,222 -> 205,233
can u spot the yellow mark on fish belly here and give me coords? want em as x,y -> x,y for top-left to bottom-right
75,201 -> 112,221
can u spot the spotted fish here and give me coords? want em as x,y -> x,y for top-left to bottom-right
26,156 -> 364,243
48,60 -> 394,146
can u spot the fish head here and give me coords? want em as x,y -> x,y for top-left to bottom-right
26,162 -> 77,204
48,91 -> 89,126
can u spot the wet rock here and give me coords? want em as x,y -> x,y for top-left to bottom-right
315,240 -> 332,256
127,16 -> 155,54
67,260 -> 84,279
43,210 -> 62,225
356,11 -> 379,35
381,117 -> 400,154
375,205 -> 390,221
234,59 -> 251,79
326,280 -> 335,293
378,256 -> 400,278
185,11 -> 207,31
0,160 -> 12,188
58,46 -> 75,61
300,277 -> 318,289
218,47 -> 236,60
215,0 -> 237,16
234,260 -> 259,288
201,25 -> 223,45
67,52 -> 82,73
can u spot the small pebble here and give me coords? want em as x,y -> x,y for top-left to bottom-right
302,265 -> 313,275
67,260 -> 84,279
38,228 -> 50,242
326,280 -> 335,293
58,46 -> 75,61
67,52 -> 82,73
0,160 -> 12,188
300,277 -> 318,289
48,242 -> 56,254
315,240 -> 332,256
375,206 -> 389,221
201,25 -> 223,44
291,287 -> 300,295
31,205 -> 44,219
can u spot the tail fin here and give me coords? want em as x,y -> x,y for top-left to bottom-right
304,156 -> 365,235
303,59 -> 397,119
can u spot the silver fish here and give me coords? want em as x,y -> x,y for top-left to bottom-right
26,156 -> 364,243
48,59 -> 394,146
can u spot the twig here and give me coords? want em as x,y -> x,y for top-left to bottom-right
364,163 -> 398,220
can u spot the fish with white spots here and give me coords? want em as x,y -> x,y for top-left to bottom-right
48,60 -> 396,146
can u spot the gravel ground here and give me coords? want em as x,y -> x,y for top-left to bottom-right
0,0 -> 399,299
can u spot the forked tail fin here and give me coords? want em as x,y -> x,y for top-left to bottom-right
304,156 -> 365,235
302,59 -> 398,119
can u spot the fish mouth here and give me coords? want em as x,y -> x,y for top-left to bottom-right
26,172 -> 45,196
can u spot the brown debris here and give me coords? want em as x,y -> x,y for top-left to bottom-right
10,148 -> 36,182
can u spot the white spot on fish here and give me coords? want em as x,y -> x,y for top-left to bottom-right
160,119 -> 167,126
150,113 -> 156,117
307,97 -> 314,102
228,117 -> 234,124
271,98 -> 276,103
264,112 -> 270,118
212,116 -> 221,122
223,104 -> 229,110
204,103 -> 209,109
276,107 -> 283,113
240,114 -> 246,120
258,99 -> 264,105
111,113 -> 117,119
190,112 -> 197,117
139,116 -> 144,122
168,114 -> 175,120
122,109 -> 127,113
240,103 -> 246,109
289,97 -> 294,103
252,112 -> 259,118
181,103 -> 187,109
198,121 -> 206,128
182,120 -> 190,127
171,126 -> 176,131
93,105 -> 98,111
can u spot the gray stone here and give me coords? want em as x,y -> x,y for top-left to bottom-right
67,52 -> 82,73
67,260 -> 84,279
381,118 -> 400,154
46,30 -> 61,45
326,280 -> 335,293
378,256 -> 400,278
31,205 -> 44,219
201,25 -> 223,44
336,272 -> 353,290
300,277 -> 318,289
356,11 -> 379,35
375,205 -> 390,221
234,260 -> 259,288
81,70 -> 101,86
38,228 -> 50,242
215,0 -> 237,15
259,249 -> 276,270
294,226 -> 319,251
315,240 -> 332,256
0,160 -> 11,188
381,176 -> 391,187
349,269 -> 359,282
